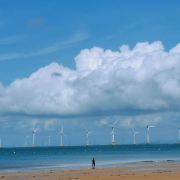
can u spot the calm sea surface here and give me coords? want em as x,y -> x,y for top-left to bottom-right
0,144 -> 180,172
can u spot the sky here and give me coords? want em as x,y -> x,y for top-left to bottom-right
0,0 -> 180,147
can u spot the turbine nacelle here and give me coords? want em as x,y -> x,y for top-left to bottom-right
134,131 -> 139,135
86,131 -> 92,135
147,125 -> 155,130
32,128 -> 38,134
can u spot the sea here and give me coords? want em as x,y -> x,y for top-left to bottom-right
0,144 -> 180,172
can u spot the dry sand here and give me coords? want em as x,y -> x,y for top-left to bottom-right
0,161 -> 180,180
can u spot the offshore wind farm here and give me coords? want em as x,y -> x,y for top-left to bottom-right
1,0 -> 180,179
3,121 -> 180,173
0,124 -> 180,148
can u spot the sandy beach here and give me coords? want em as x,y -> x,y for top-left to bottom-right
0,161 -> 180,180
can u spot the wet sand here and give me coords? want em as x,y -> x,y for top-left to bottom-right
0,161 -> 180,180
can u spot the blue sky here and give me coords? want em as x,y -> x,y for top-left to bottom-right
0,0 -> 180,147
1,0 -> 180,84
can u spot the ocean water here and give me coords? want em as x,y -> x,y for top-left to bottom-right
0,144 -> 180,172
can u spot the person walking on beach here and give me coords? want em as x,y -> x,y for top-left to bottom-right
92,157 -> 95,169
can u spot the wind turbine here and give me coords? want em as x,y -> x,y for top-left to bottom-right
60,126 -> 64,147
32,128 -> 37,147
85,129 -> 92,146
132,129 -> 139,145
111,127 -> 116,145
146,125 -> 155,144
111,120 -> 119,145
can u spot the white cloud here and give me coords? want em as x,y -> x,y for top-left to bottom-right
0,41 -> 180,126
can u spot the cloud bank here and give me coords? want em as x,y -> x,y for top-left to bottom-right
0,41 -> 180,119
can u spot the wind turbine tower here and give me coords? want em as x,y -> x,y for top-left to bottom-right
60,126 -> 64,147
178,128 -> 180,143
146,125 -> 155,144
112,127 -> 116,145
85,130 -> 92,146
132,129 -> 139,145
111,120 -> 119,145
32,128 -> 37,147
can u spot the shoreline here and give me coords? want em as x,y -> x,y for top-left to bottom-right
0,160 -> 180,180
1,159 -> 180,174
1,144 -> 180,174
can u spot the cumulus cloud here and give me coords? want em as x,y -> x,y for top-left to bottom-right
0,41 -> 180,121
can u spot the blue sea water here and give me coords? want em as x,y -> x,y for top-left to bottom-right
0,144 -> 180,172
